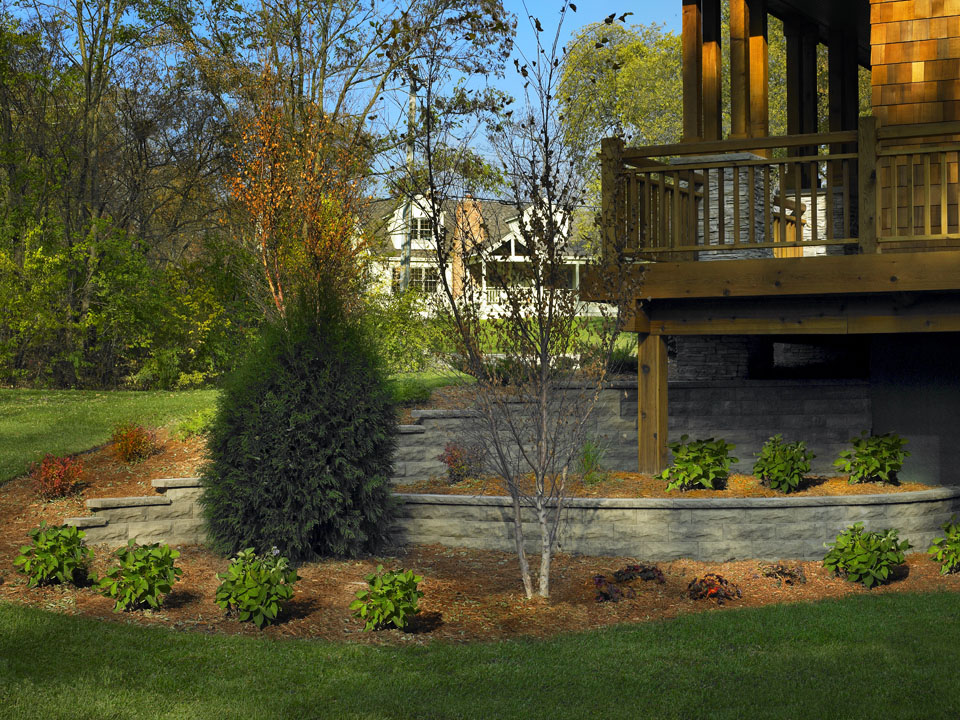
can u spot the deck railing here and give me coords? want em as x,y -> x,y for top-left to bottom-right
601,118 -> 960,260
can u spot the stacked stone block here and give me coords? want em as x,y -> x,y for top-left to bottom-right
65,478 -> 205,546
391,488 -> 960,561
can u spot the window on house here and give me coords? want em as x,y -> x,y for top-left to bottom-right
391,265 -> 439,295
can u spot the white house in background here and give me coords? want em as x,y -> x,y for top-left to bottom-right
365,195 -> 595,314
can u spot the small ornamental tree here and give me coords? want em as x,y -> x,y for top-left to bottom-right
200,292 -> 396,561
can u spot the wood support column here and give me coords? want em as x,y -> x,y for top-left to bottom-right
829,31 -> 861,183
730,0 -> 750,138
828,33 -> 859,135
682,0 -> 703,141
747,0 -> 768,145
638,334 -> 668,475
702,0 -> 722,140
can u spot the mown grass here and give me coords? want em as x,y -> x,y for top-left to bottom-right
1,592 -> 959,719
387,370 -> 473,407
0,371 -> 471,484
0,389 -> 219,483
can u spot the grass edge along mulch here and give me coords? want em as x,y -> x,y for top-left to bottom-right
2,591 -> 960,719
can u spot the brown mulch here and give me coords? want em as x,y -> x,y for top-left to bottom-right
1,431 -> 958,645
396,472 -> 932,498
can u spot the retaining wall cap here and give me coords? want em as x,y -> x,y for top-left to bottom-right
151,477 -> 202,489
410,409 -> 481,419
393,486 -> 960,509
397,425 -> 426,434
64,516 -> 108,527
87,496 -> 173,509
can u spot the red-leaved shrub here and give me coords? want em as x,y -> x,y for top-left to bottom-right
111,422 -> 159,464
437,442 -> 484,484
32,455 -> 84,499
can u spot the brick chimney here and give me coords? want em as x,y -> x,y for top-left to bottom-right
452,196 -> 485,299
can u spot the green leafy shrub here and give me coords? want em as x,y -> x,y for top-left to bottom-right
389,377 -> 434,406
201,294 -> 396,561
31,454 -> 84,499
834,431 -> 909,484
364,289 -> 438,374
658,435 -> 738,491
437,442 -> 485,483
13,523 -> 93,587
173,408 -> 216,439
753,435 -> 813,493
98,541 -> 183,611
215,548 -> 299,628
578,436 -> 609,485
823,522 -> 911,587
350,565 -> 424,631
111,422 -> 159,464
928,516 -> 960,575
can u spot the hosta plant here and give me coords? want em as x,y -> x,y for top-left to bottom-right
928,516 -> 960,575
753,435 -> 813,493
215,548 -> 299,628
823,522 -> 911,587
834,431 -> 909,484
13,523 -> 93,587
659,435 -> 738,491
98,541 -> 183,612
350,565 -> 424,631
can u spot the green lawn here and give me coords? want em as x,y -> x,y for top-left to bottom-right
0,372 -> 471,484
0,389 -> 219,483
1,592 -> 959,719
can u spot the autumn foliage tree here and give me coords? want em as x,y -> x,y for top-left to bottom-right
231,96 -> 371,316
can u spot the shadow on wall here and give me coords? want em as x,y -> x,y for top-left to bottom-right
870,332 -> 960,487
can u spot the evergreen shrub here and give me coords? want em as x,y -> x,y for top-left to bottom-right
201,295 -> 396,561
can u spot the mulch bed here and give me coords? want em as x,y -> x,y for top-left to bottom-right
1,431 -> 958,645
395,472 -> 932,498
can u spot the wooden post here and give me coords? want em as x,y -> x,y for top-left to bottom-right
638,333 -> 668,475
682,0 -> 703,142
858,116 -> 878,252
747,0 -> 768,146
729,0 -> 750,138
600,137 -> 623,259
784,20 -> 801,138
702,0 -> 722,140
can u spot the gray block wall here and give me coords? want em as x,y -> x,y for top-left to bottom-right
392,488 -> 960,561
65,478 -> 206,546
393,379 -> 872,483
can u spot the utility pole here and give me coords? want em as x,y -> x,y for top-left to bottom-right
401,78 -> 416,291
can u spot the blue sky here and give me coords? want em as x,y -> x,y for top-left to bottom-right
500,0 -> 681,101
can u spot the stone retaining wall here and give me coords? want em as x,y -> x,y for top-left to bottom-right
393,379 -> 872,484
65,478 -> 205,546
65,478 -> 960,562
393,488 -> 960,561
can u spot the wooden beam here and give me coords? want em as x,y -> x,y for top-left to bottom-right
621,130 -> 856,160
638,334 -> 668,475
600,249 -> 960,300
730,0 -> 750,138
644,292 -> 960,335
784,20 -> 801,138
600,137 -> 623,260
800,24 -> 818,136
858,116 -> 878,252
702,0 -> 722,140
747,0 -> 768,144
682,0 -> 703,142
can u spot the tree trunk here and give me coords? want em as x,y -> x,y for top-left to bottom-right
510,493 -> 534,598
